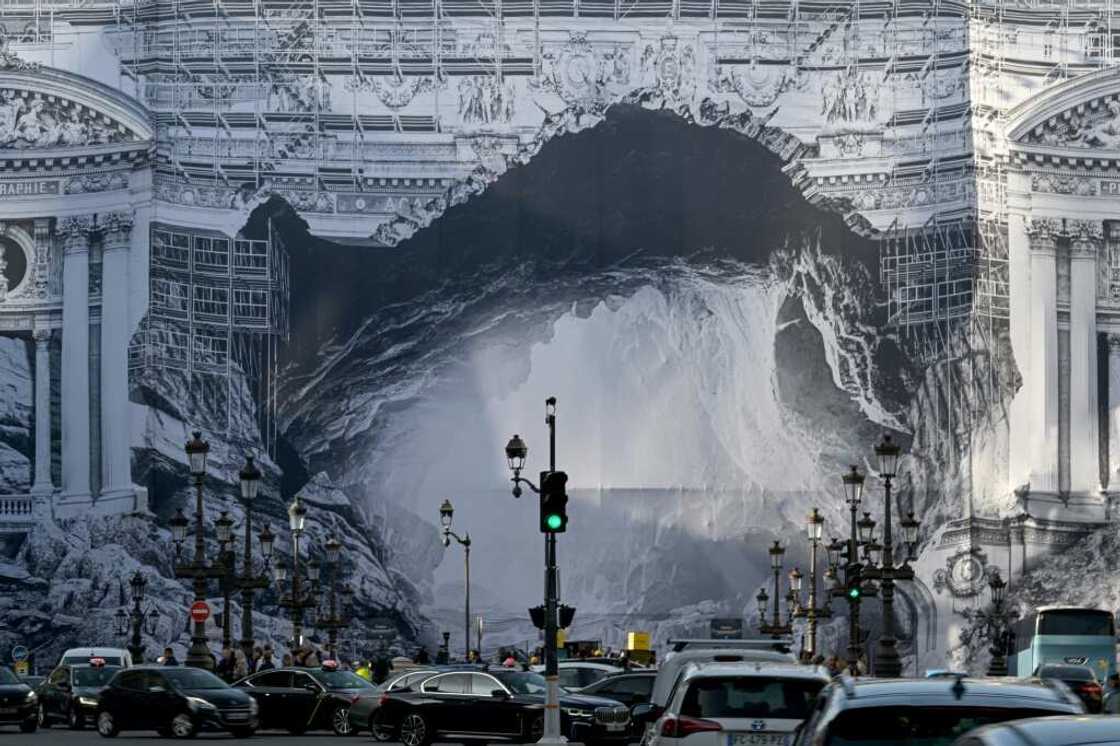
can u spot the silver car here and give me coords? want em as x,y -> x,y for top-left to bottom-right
952,714 -> 1120,746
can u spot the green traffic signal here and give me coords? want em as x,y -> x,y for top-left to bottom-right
546,514 -> 563,531
848,586 -> 861,599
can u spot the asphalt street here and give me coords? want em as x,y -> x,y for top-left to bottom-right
0,728 -> 396,744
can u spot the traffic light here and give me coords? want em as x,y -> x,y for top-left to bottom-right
540,470 -> 569,533
529,605 -> 546,629
558,604 -> 576,629
847,581 -> 861,600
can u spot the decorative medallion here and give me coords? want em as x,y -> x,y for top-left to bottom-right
0,235 -> 27,302
932,547 -> 995,598
536,32 -> 631,106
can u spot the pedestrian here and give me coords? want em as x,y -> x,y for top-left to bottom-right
356,660 -> 373,681
258,647 -> 275,671
503,653 -> 517,668
1105,673 -> 1120,713
250,646 -> 262,673
305,647 -> 320,667
161,647 -> 179,666
233,648 -> 249,680
216,646 -> 235,683
373,654 -> 391,684
282,653 -> 293,667
415,647 -> 431,665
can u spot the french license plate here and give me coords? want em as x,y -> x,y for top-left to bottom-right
0,707 -> 19,715
729,734 -> 787,746
605,722 -> 625,732
225,713 -> 248,721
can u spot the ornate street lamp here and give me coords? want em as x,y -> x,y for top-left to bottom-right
315,537 -> 352,662
792,508 -> 832,661
439,499 -> 472,660
276,497 -> 316,654
987,571 -> 1015,677
228,455 -> 272,662
119,570 -> 160,663
171,431 -> 226,670
833,465 -> 873,675
758,541 -> 793,638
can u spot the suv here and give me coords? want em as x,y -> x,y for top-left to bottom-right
952,714 -> 1120,746
791,677 -> 1084,746
634,662 -> 829,746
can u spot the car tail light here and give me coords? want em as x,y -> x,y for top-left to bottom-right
1078,682 -> 1102,697
660,716 -> 722,737
351,695 -> 361,704
378,693 -> 390,706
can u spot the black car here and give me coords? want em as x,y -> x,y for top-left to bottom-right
95,665 -> 258,738
0,666 -> 38,733
1033,664 -> 1103,713
373,669 -> 630,746
234,665 -> 375,735
577,671 -> 655,707
38,663 -> 122,729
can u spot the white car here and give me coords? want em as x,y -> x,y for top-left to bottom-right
529,661 -> 623,690
635,661 -> 828,746
58,648 -> 133,668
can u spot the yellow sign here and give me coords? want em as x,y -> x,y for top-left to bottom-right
627,631 -> 652,651
556,629 -> 566,648
13,661 -> 28,676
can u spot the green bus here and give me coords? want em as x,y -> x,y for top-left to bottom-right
1010,606 -> 1116,680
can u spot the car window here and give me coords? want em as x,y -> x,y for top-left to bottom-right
250,671 -> 292,688
74,667 -> 121,687
145,672 -> 169,691
558,669 -> 583,689
49,668 -> 68,686
471,674 -> 504,694
114,671 -> 146,692
823,706 -> 1074,745
423,673 -> 470,694
581,668 -> 610,687
292,672 -> 321,691
311,670 -> 373,689
607,676 -> 654,696
63,656 -> 123,666
681,677 -> 823,720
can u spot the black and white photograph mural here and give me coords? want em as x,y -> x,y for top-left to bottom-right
0,0 -> 1119,681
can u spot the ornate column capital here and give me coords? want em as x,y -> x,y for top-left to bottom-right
1109,334 -> 1120,353
100,210 -> 134,249
1026,217 -> 1062,253
1069,219 -> 1104,258
57,215 -> 94,255
32,327 -> 50,345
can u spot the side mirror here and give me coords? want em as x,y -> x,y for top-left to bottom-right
491,689 -> 509,699
631,703 -> 662,723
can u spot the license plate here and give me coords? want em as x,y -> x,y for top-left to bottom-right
225,713 -> 248,721
605,722 -> 625,731
0,707 -> 18,715
729,734 -> 787,746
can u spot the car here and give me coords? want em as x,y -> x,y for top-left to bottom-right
349,668 -> 439,740
95,665 -> 258,738
38,660 -> 122,729
20,676 -> 45,690
530,661 -> 625,691
59,648 -> 133,669
952,714 -> 1120,745
0,665 -> 39,734
790,676 -> 1085,746
234,663 -> 374,735
372,668 -> 631,746
1033,664 -> 1103,713
579,670 -> 657,707
649,647 -> 797,715
633,661 -> 828,746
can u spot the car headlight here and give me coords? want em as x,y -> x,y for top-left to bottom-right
185,696 -> 215,712
77,697 -> 98,707
563,707 -> 593,719
23,692 -> 36,704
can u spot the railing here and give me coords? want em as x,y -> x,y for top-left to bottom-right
0,496 -> 37,523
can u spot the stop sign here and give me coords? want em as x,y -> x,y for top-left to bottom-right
189,601 -> 210,624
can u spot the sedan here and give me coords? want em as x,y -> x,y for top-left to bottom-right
349,668 -> 439,740
95,665 -> 258,738
234,665 -> 374,735
38,663 -> 121,729
0,666 -> 38,734
1033,665 -> 1103,713
578,671 -> 656,707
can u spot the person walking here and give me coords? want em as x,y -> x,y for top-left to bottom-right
233,649 -> 249,681
216,647 -> 236,683
356,660 -> 373,681
257,647 -> 275,671
1104,673 -> 1120,713
161,647 -> 180,666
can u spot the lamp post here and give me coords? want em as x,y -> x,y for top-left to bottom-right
831,464 -> 873,675
792,508 -> 832,661
235,455 -> 274,663
316,537 -> 352,662
504,396 -> 563,745
757,541 -> 793,638
169,431 -> 227,670
275,496 -> 316,654
115,571 -> 160,664
986,571 -> 1017,676
439,499 -> 472,660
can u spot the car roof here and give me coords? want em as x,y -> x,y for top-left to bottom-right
829,677 -> 1082,710
966,714 -> 1120,744
62,648 -> 129,655
559,662 -> 622,671
681,661 -> 830,682
1035,606 -> 1111,614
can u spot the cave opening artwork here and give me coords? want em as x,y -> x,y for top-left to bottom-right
0,0 -> 1118,674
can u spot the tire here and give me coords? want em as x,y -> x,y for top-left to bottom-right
96,710 -> 119,738
331,705 -> 353,736
369,711 -> 395,742
69,704 -> 84,730
169,712 -> 196,739
398,710 -> 431,746
230,726 -> 256,738
19,718 -> 37,734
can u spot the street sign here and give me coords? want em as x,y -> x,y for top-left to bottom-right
10,645 -> 28,663
190,601 -> 211,624
13,661 -> 28,676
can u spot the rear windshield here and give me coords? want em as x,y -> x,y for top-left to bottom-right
63,656 -> 123,667
824,706 -> 1070,745
681,677 -> 823,720
74,667 -> 121,687
1038,666 -> 1095,681
1038,610 -> 1114,636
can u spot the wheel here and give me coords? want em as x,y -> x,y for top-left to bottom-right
19,718 -> 37,734
170,712 -> 197,739
369,711 -> 395,742
230,726 -> 256,738
398,711 -> 431,746
96,710 -> 119,738
331,705 -> 353,736
37,703 -> 48,728
69,704 -> 85,730
525,714 -> 544,742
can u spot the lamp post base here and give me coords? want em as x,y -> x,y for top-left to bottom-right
185,638 -> 214,670
987,657 -> 1008,677
873,638 -> 902,678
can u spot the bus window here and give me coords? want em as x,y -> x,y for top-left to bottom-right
1038,610 -> 1115,636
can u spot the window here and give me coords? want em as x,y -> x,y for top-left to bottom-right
602,676 -> 653,697
1038,610 -> 1115,637
292,672 -> 322,692
470,674 -> 505,695
152,229 -> 190,268
233,288 -> 268,321
558,669 -> 583,689
822,706 -> 1071,745
146,672 -> 170,692
194,236 -> 230,274
423,673 -> 470,694
151,278 -> 190,316
250,671 -> 292,688
193,331 -> 228,367
680,677 -> 823,721
75,667 -> 121,687
114,671 -> 146,692
160,668 -> 228,690
193,285 -> 229,320
233,239 -> 268,274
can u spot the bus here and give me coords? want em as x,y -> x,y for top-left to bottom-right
1010,606 -> 1116,680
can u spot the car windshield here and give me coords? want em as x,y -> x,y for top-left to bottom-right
311,670 -> 374,689
1039,666 -> 1095,681
824,706 -> 1071,745
496,672 -> 548,695
74,667 -> 121,687
681,677 -> 823,720
162,668 -> 229,690
0,669 -> 20,685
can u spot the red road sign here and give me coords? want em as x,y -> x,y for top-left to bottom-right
189,601 -> 210,624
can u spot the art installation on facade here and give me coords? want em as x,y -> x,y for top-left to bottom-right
0,0 -> 1118,670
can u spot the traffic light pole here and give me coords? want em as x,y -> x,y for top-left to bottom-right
543,403 -> 562,744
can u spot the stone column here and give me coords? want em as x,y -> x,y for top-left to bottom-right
1027,218 -> 1061,493
31,327 -> 52,495
1007,214 -> 1032,490
1110,336 -> 1120,490
59,215 -> 94,504
1068,220 -> 1104,494
99,211 -> 133,499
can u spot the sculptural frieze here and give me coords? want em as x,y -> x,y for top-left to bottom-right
535,33 -> 631,106
458,76 -> 515,125
64,173 -> 129,195
710,56 -> 804,109
1030,174 -> 1097,196
820,66 -> 880,129
0,90 -> 133,149
1022,96 -> 1120,150
0,34 -> 38,72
